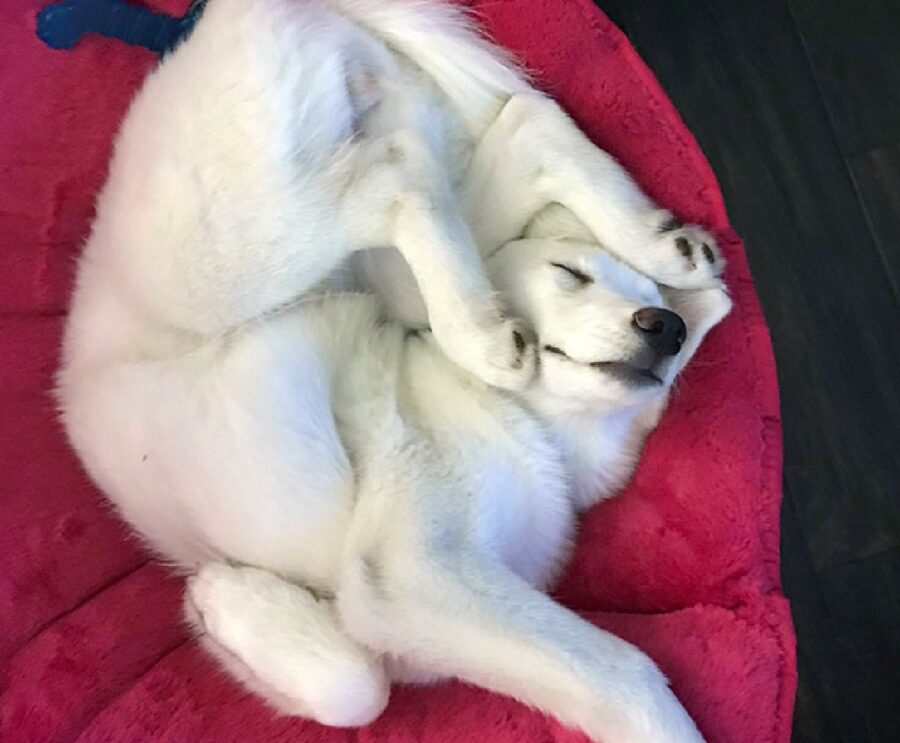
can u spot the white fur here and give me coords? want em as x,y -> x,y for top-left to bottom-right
57,1 -> 732,741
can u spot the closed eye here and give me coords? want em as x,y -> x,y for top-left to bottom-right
549,262 -> 593,286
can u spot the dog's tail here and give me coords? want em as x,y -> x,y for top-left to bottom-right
327,0 -> 531,134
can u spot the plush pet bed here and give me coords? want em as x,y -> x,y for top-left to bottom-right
0,1 -> 796,740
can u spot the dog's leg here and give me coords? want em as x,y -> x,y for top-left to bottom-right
338,554 -> 705,743
462,94 -> 723,290
93,0 -> 390,337
102,0 -> 536,384
339,130 -> 536,391
186,563 -> 388,727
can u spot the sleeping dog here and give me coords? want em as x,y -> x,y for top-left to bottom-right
58,1 -> 730,741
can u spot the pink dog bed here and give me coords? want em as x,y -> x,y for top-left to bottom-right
0,1 -> 796,741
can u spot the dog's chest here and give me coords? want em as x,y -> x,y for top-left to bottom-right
466,431 -> 574,587
407,350 -> 575,587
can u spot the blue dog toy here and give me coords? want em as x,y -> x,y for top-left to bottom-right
37,0 -> 208,56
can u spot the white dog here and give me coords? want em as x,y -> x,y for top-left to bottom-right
57,1 -> 731,741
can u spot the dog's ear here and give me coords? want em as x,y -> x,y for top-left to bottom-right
660,285 -> 732,372
525,203 -> 596,243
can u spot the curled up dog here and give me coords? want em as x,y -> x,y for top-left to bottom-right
57,1 -> 731,741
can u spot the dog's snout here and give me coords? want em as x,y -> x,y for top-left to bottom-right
631,307 -> 686,356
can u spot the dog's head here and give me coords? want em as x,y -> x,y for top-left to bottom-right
488,236 -> 729,412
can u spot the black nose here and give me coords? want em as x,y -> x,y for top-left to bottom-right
632,307 -> 687,356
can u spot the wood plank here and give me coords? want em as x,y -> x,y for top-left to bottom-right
848,142 -> 900,298
780,495 -> 870,742
597,0 -> 900,738
789,0 -> 900,156
819,549 -> 900,742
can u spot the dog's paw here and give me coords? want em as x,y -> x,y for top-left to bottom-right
650,217 -> 724,290
583,685 -> 707,743
186,565 -> 389,726
476,316 -> 539,392
185,563 -> 244,640
433,314 -> 538,392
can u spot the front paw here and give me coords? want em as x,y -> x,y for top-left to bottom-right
437,315 -> 538,392
478,316 -> 538,392
651,217 -> 725,290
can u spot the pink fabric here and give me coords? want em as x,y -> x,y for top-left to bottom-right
0,1 -> 796,741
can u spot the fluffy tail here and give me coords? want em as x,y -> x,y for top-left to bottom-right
327,0 -> 531,134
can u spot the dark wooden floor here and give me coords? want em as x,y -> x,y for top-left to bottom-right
596,1 -> 900,741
